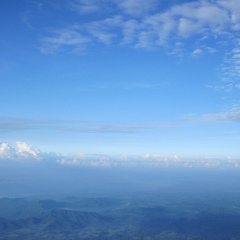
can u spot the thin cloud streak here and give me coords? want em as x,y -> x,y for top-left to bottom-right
0,117 -> 154,134
0,117 -> 85,133
1,108 -> 239,137
180,106 -> 240,123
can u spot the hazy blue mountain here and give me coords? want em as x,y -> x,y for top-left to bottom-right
1,190 -> 240,240
1,168 -> 240,239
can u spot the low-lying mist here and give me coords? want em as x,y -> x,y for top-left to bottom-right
0,160 -> 239,198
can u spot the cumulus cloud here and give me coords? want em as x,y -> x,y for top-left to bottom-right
0,143 -> 16,159
16,142 -> 41,159
0,142 -> 41,160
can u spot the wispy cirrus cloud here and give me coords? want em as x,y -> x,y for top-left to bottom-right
215,42 -> 240,91
209,50 -> 240,95
117,0 -> 159,16
41,0 -> 240,53
68,0 -> 159,16
86,15 -> 123,44
69,0 -> 101,14
41,27 -> 91,54
35,0 -> 240,115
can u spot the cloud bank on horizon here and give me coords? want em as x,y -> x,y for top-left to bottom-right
0,142 -> 239,169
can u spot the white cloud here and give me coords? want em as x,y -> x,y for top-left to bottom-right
69,0 -> 159,16
181,106 -> 240,123
69,0 -> 100,14
171,1 -> 230,28
16,141 -> 41,159
218,0 -> 240,30
121,19 -> 140,44
41,27 -> 91,54
87,16 -> 123,44
41,0 -> 240,55
0,143 -> 16,159
56,152 -> 240,169
137,0 -> 232,47
0,142 -> 42,160
57,154 -> 111,167
192,48 -> 203,56
216,42 -> 240,91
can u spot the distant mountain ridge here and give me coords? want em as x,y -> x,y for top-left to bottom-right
1,193 -> 240,240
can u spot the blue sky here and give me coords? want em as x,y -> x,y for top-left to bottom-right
1,0 -> 240,165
